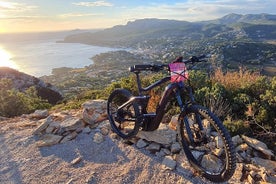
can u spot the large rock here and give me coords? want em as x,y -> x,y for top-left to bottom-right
30,109 -> 49,119
59,117 -> 85,131
201,154 -> 223,173
242,135 -> 274,159
36,134 -> 63,147
137,124 -> 177,145
251,157 -> 276,174
32,116 -> 53,135
82,100 -> 107,125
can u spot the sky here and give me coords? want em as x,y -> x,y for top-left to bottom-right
0,0 -> 275,33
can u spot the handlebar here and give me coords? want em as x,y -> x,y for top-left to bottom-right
129,55 -> 207,73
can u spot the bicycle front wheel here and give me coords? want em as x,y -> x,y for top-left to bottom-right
177,105 -> 236,183
107,89 -> 140,139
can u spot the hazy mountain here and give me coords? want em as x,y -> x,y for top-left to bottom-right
62,13 -> 276,47
211,13 -> 276,24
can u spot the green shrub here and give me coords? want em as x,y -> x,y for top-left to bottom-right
0,79 -> 51,117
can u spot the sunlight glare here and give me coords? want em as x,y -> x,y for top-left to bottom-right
0,47 -> 18,69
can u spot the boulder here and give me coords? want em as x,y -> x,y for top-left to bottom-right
201,154 -> 223,173
30,109 -> 49,119
242,135 -> 274,159
137,124 -> 176,145
60,132 -> 78,143
82,100 -> 107,125
59,117 -> 85,132
36,134 -> 63,147
32,116 -> 53,135
251,157 -> 276,174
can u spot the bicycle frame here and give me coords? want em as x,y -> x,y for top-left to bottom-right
118,71 -> 197,131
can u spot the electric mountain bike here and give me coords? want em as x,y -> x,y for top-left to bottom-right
107,55 -> 236,182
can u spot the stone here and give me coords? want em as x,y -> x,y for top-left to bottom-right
215,136 -> 224,148
242,135 -> 274,159
236,143 -> 250,152
110,133 -> 118,139
60,132 -> 78,143
45,126 -> 55,134
169,115 -> 178,131
171,142 -> 181,154
201,154 -> 222,173
93,132 -> 104,143
32,116 -> 53,135
36,134 -> 63,147
247,174 -> 255,184
213,148 -> 224,157
162,156 -> 176,170
71,157 -> 82,165
60,117 -> 85,132
100,127 -> 109,136
137,124 -> 176,145
233,163 -> 244,181
136,139 -> 149,149
251,157 -> 276,174
147,142 -> 161,153
0,116 -> 8,121
232,135 -> 244,147
82,126 -> 92,134
30,109 -> 49,119
82,100 -> 107,125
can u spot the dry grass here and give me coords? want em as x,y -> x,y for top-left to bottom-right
211,67 -> 261,91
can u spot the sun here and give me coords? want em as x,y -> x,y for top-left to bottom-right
0,47 -> 18,69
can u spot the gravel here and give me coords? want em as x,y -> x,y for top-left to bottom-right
0,118 -> 240,184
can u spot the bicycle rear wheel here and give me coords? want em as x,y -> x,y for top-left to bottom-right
107,89 -> 140,139
177,105 -> 236,183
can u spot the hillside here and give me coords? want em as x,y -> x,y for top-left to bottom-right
0,67 -> 63,105
60,13 -> 276,75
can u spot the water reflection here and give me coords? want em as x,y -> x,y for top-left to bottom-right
0,46 -> 18,69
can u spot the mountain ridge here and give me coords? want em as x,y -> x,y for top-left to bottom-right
62,13 -> 276,48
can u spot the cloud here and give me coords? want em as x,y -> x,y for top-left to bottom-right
122,0 -> 276,22
72,1 -> 113,7
59,13 -> 104,18
0,1 -> 37,12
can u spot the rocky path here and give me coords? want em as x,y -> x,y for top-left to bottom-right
0,100 -> 275,184
0,117 -> 209,184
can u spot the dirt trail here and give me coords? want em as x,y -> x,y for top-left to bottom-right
0,118 -> 241,184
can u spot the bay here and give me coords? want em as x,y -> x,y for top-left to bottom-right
0,31 -> 119,77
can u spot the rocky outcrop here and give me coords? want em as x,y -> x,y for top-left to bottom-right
30,99 -> 275,183
32,100 -> 108,146
0,67 -> 63,104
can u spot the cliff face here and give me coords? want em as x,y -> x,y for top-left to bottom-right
0,67 -> 63,104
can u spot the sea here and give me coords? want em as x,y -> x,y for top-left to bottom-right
0,30 -> 120,77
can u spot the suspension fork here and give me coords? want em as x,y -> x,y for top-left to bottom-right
175,86 -> 195,144
185,84 -> 204,131
176,83 -> 204,144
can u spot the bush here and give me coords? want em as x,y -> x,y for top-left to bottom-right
0,79 -> 51,117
